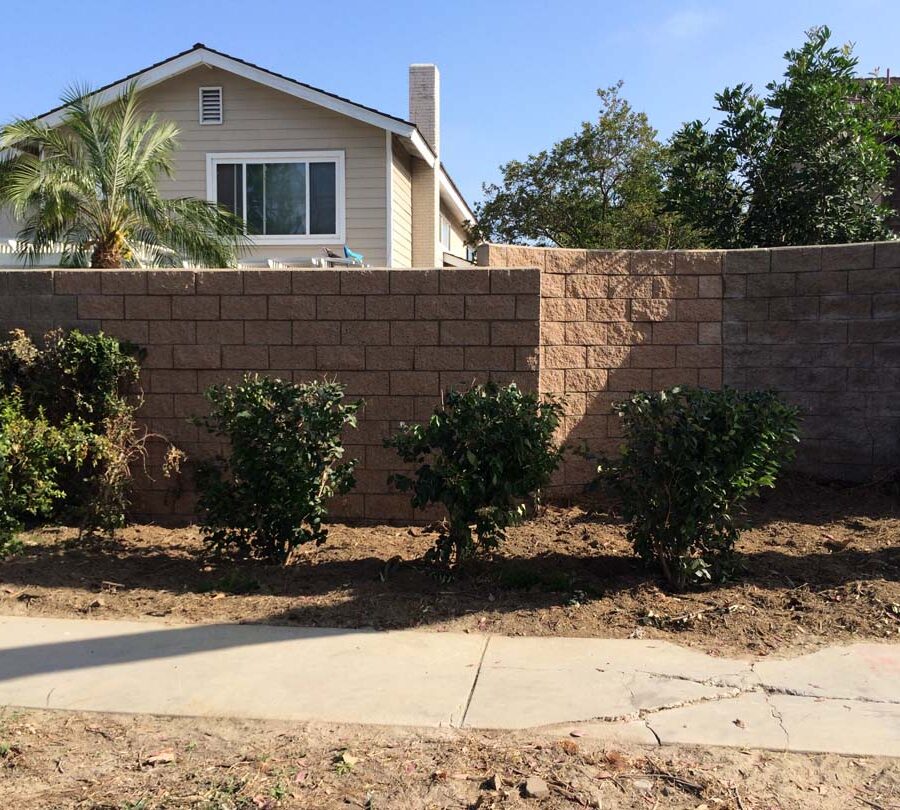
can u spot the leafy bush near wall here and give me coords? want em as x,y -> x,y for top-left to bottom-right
0,328 -> 144,534
386,382 -> 564,569
602,387 -> 800,590
195,375 -> 361,564
0,394 -> 88,555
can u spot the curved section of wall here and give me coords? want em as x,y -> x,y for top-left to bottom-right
479,241 -> 900,486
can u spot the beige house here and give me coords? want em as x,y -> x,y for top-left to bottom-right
0,43 -> 474,268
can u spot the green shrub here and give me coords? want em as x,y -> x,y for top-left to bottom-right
385,382 -> 564,568
1,328 -> 140,428
195,375 -> 361,564
0,328 -> 142,534
0,394 -> 87,555
602,387 -> 800,590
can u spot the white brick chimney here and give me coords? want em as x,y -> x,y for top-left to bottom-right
408,63 -> 442,267
409,64 -> 440,156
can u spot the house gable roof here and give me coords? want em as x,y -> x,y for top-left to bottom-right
31,43 -> 475,224
35,44 -> 439,161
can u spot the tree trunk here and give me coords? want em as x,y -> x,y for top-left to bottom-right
90,235 -> 125,269
90,247 -> 124,268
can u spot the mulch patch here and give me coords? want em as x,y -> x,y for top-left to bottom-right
1,476 -> 898,657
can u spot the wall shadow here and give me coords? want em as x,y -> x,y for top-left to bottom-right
1,514 -> 897,638
0,622 -> 361,683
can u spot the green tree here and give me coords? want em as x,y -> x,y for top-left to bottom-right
666,26 -> 900,248
0,83 -> 248,268
472,83 -> 697,249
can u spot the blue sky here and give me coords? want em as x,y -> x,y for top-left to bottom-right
1,0 -> 899,205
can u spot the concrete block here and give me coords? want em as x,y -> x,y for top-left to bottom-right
366,295 -> 415,320
147,271 -> 195,295
243,270 -> 292,294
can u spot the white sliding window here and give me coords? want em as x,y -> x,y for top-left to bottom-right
206,151 -> 345,245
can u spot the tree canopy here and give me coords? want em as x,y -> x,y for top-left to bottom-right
665,26 -> 900,248
472,83 -> 698,249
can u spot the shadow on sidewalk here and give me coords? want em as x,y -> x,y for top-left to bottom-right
0,621 -> 367,682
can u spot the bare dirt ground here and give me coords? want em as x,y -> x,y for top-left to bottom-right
1,477 -> 897,657
1,708 -> 898,809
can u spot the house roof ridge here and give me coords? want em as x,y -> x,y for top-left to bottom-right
33,43 -> 418,131
25,44 -> 476,222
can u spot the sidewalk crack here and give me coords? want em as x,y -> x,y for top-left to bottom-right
597,666 -> 754,691
764,693 -> 790,748
459,635 -> 491,728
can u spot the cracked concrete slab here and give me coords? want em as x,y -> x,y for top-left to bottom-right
0,616 -> 898,756
648,691 -> 900,758
754,643 -> 900,703
648,693 -> 791,750
767,694 -> 900,757
462,665 -> 737,729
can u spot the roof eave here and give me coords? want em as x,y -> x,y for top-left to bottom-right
439,166 -> 475,223
29,44 -> 471,220
34,47 -> 421,141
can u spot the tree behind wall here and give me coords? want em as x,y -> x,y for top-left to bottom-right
472,83 -> 700,250
0,83 -> 247,268
665,26 -> 900,249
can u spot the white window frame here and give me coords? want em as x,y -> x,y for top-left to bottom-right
205,150 -> 346,245
440,214 -> 452,251
198,87 -> 223,125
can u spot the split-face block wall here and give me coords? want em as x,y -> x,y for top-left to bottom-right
0,240 -> 897,521
479,241 -> 900,488
0,266 -> 540,522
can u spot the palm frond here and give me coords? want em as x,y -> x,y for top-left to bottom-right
136,196 -> 251,267
0,82 -> 249,267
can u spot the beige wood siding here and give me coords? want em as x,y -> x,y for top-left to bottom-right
138,66 -> 388,265
390,137 -> 412,267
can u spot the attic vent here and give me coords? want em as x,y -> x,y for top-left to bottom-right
199,87 -> 223,125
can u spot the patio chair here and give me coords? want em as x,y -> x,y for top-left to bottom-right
316,246 -> 368,268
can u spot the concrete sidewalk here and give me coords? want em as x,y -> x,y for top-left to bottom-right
0,615 -> 898,757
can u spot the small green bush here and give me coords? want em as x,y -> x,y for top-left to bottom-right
386,382 -> 564,568
0,394 -> 87,555
195,375 -> 361,564
1,328 -> 140,429
602,387 -> 800,590
0,328 -> 142,534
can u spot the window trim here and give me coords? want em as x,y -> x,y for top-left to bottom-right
198,87 -> 223,125
205,150 -> 346,245
439,214 -> 452,251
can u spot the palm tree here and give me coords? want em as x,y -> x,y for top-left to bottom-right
0,83 -> 248,268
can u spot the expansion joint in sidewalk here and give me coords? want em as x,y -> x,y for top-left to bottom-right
459,634 -> 491,728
